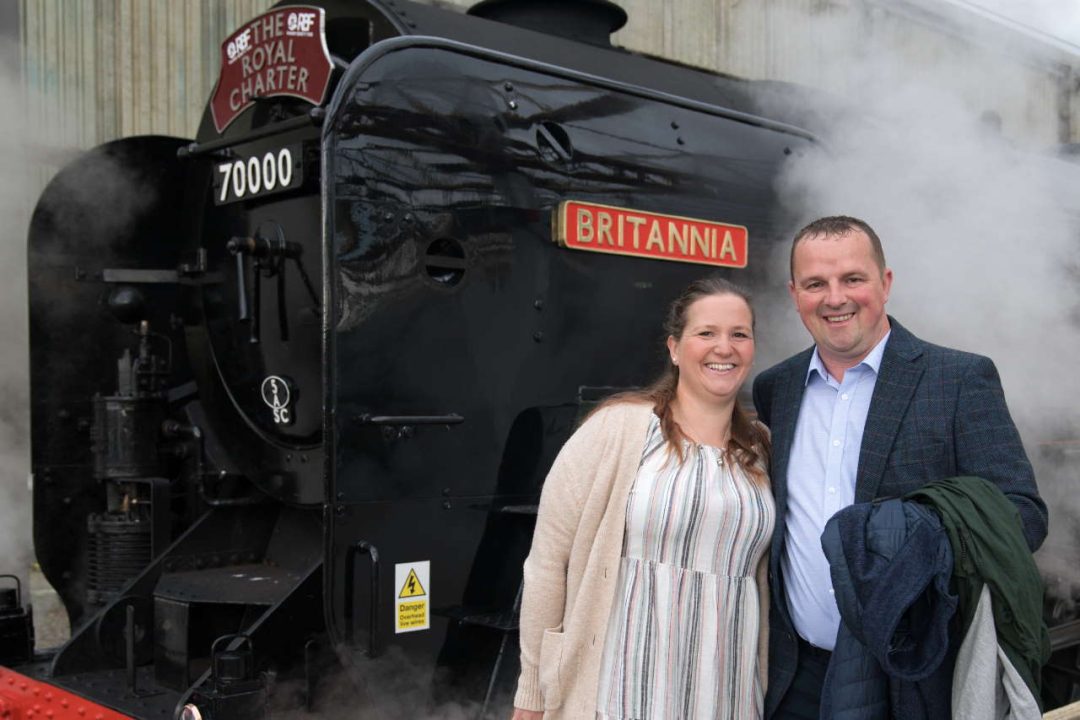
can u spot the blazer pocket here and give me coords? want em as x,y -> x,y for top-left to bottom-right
539,626 -> 565,710
886,441 -> 947,468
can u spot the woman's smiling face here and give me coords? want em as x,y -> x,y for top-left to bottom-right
667,292 -> 755,405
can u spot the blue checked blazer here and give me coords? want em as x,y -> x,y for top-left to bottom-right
752,317 -> 1047,718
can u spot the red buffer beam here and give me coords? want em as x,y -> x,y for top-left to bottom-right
0,667 -> 132,720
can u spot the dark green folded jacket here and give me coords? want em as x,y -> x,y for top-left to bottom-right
907,476 -> 1050,705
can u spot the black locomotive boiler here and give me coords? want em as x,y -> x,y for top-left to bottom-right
4,0 -> 1074,718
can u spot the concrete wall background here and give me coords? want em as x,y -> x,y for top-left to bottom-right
20,1 -> 274,162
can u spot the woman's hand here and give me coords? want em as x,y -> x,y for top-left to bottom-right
511,708 -> 544,720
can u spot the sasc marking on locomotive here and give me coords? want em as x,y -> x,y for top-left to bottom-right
211,6 -> 334,132
555,200 -> 748,268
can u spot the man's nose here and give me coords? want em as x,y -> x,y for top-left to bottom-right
825,281 -> 846,307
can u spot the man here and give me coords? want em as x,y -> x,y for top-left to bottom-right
752,216 -> 1047,719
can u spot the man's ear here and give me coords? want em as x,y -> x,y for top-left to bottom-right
787,280 -> 798,307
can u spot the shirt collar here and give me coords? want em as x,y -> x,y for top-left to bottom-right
804,330 -> 892,386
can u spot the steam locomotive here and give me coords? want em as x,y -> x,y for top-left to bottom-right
1,0 -> 1076,718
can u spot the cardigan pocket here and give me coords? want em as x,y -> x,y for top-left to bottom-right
539,626 -> 565,710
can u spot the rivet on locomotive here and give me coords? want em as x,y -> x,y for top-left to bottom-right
4,0 -> 1078,718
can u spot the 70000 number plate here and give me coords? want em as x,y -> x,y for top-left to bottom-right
214,144 -> 303,205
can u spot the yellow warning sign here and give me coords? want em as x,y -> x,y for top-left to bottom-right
395,561 -> 430,633
398,600 -> 427,630
398,569 -> 426,598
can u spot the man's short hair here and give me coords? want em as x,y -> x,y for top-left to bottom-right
789,216 -> 887,280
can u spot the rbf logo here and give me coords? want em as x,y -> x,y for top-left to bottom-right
288,12 -> 316,33
226,28 -> 252,61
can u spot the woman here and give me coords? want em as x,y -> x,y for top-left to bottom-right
511,277 -> 773,720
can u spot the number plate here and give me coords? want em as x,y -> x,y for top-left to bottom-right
213,144 -> 303,205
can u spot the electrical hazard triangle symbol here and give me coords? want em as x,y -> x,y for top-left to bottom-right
398,569 -> 426,598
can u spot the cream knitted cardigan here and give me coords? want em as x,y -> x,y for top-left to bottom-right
513,401 -> 770,719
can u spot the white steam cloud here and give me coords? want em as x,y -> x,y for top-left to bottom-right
961,0 -> 1080,46
0,37 -> 33,603
0,35 -> 82,645
749,5 -> 1080,605
272,646 -> 495,720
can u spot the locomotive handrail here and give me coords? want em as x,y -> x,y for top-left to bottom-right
344,541 -> 381,658
353,413 -> 464,425
177,107 -> 326,159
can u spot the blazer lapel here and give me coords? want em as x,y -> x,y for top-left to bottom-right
770,349 -> 813,539
855,319 -> 925,502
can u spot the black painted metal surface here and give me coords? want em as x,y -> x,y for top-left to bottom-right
320,32 -> 811,702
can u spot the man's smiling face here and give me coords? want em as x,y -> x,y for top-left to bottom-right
788,229 -> 893,376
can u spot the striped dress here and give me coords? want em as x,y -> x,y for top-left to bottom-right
595,414 -> 775,720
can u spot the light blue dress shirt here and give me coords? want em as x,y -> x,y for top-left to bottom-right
782,331 -> 891,651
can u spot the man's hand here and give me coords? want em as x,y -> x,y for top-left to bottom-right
511,708 -> 543,720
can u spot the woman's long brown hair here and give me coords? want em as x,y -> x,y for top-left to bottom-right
597,276 -> 771,483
